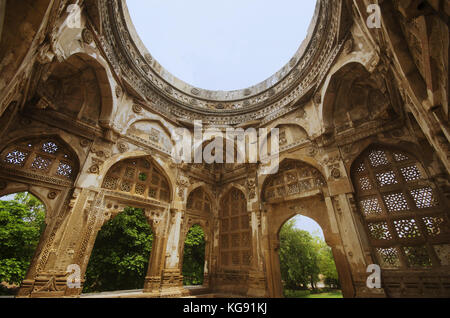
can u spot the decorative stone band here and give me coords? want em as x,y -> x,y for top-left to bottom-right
97,0 -> 342,125
0,165 -> 73,187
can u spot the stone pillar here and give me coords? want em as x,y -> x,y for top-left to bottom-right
247,207 -> 268,297
208,214 -> 220,291
18,187 -> 97,298
142,208 -> 169,295
158,208 -> 188,297
143,227 -> 165,294
259,204 -> 282,298
324,191 -> 386,298
202,233 -> 211,288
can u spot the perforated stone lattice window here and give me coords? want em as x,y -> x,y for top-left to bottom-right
368,149 -> 389,167
219,188 -> 252,268
263,160 -> 325,202
376,170 -> 398,187
358,176 -> 372,191
394,219 -> 421,239
56,162 -> 73,178
368,222 -> 392,240
410,187 -> 437,209
352,146 -> 447,269
187,188 -> 212,214
31,156 -> 52,172
101,157 -> 170,203
422,216 -> 445,237
376,247 -> 401,268
383,192 -> 409,212
42,141 -> 58,154
393,152 -> 409,162
400,165 -> 422,182
1,138 -> 77,181
404,246 -> 432,267
360,197 -> 383,216
5,150 -> 29,166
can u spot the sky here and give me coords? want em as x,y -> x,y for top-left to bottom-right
292,215 -> 324,240
126,0 -> 317,91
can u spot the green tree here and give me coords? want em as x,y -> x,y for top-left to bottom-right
83,207 -> 153,293
314,237 -> 340,288
182,224 -> 205,286
0,193 -> 45,288
279,220 -> 320,290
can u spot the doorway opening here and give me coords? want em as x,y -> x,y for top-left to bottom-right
83,207 -> 153,293
279,215 -> 341,298
182,224 -> 206,286
0,192 -> 46,296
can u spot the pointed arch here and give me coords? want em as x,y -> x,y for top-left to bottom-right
351,144 -> 449,272
34,53 -> 114,129
261,158 -> 326,203
102,156 -> 172,203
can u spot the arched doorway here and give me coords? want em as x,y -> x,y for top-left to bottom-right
0,192 -> 46,296
181,224 -> 206,286
183,187 -> 213,288
79,156 -> 172,297
278,214 -> 341,298
0,135 -> 80,297
82,207 -> 153,294
262,159 -> 355,298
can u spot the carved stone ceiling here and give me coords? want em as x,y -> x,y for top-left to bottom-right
99,0 -> 346,125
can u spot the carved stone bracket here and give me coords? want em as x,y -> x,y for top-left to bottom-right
246,178 -> 256,200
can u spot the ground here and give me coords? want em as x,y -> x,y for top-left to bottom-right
284,289 -> 343,299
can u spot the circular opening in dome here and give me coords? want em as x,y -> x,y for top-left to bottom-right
126,0 -> 317,92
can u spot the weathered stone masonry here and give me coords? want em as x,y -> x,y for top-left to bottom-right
0,0 -> 448,298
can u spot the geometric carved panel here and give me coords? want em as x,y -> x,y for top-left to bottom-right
368,222 -> 393,240
102,157 -> 170,202
383,192 -> 409,213
403,246 -> 432,267
219,188 -> 251,268
376,247 -> 401,268
352,146 -> 448,269
263,159 -> 325,202
187,187 -> 211,214
394,219 -> 421,239
1,137 -> 78,182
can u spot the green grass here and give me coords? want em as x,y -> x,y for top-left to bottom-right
284,289 -> 343,298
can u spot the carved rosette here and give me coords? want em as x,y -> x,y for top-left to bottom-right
47,191 -> 58,200
132,103 -> 143,114
82,28 -> 94,44
117,142 -> 129,153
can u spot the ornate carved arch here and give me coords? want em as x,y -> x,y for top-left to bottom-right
262,159 -> 326,203
101,156 -> 171,203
